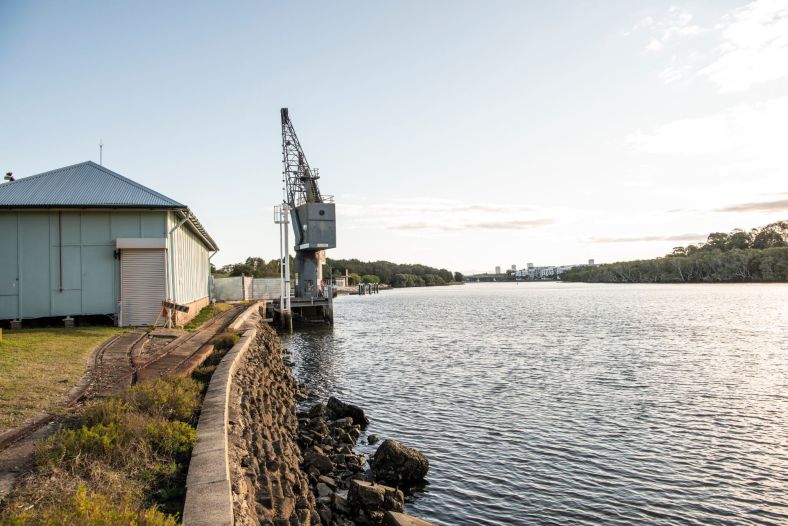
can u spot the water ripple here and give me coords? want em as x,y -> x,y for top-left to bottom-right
285,283 -> 788,525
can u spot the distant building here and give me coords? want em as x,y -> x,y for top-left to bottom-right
511,264 -> 516,272
588,259 -> 595,265
495,266 -> 501,274
527,262 -> 534,269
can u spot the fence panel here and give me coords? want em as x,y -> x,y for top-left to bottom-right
250,278 -> 280,300
212,277 -> 243,301
212,276 -> 280,301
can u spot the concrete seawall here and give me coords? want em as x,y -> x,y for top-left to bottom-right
181,319 -> 258,525
183,314 -> 316,525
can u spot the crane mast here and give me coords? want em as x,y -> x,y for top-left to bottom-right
279,108 -> 336,301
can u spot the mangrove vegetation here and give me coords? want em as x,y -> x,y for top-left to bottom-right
562,221 -> 788,283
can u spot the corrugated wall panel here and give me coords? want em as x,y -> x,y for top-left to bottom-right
169,212 -> 210,305
0,210 -> 170,320
0,213 -> 19,319
20,213 -> 50,318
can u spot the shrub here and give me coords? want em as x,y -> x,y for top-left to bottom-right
36,424 -> 117,469
82,398 -> 132,427
120,377 -> 202,423
1,484 -> 177,526
212,331 -> 239,352
2,376 -> 202,525
191,364 -> 217,385
143,419 -> 196,457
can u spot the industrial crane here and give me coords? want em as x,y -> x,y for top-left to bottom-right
274,108 -> 336,327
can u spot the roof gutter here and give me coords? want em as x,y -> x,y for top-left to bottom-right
172,208 -> 219,252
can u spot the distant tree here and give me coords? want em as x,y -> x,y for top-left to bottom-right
752,221 -> 788,249
726,229 -> 752,250
326,258 -> 459,287
705,232 -> 729,251
453,271 -> 464,282
348,273 -> 362,285
361,274 -> 380,284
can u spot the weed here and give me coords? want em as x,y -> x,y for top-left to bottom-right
1,484 -> 177,526
212,331 -> 239,353
120,377 -> 202,423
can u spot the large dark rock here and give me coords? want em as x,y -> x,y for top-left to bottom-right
371,439 -> 429,486
349,479 -> 404,524
326,396 -> 369,427
303,450 -> 333,475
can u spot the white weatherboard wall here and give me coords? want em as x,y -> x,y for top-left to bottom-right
168,212 -> 211,305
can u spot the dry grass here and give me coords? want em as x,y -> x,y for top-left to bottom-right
0,377 -> 203,525
183,303 -> 232,331
0,327 -> 124,431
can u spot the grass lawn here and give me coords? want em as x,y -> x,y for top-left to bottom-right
0,327 -> 124,432
183,302 -> 232,331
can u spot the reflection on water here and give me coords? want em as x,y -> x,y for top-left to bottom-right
283,283 -> 788,525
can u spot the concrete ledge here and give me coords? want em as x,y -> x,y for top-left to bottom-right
384,511 -> 438,526
182,322 -> 258,526
226,300 -> 265,332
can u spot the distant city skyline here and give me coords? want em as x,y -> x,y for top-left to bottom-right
1,1 -> 786,272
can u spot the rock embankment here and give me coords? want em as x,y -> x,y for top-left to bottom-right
228,321 -> 318,525
227,319 -> 435,526
296,400 -> 431,525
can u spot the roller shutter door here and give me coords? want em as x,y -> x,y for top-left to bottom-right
120,249 -> 167,326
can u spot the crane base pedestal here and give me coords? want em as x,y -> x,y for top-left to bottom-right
272,297 -> 333,330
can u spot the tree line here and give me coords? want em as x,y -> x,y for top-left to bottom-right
562,221 -> 788,283
212,256 -> 464,288
326,258 -> 463,288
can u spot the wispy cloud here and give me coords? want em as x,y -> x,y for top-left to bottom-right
390,218 -> 553,232
632,0 -> 788,91
666,208 -> 701,214
699,0 -> 788,92
627,95 -> 788,159
715,198 -> 788,213
340,197 -> 551,234
588,233 -> 705,243
639,6 -> 704,53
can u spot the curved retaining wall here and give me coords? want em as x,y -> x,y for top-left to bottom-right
182,324 -> 257,525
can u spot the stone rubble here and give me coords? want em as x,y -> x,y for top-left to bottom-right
228,319 -> 434,526
228,321 -> 319,525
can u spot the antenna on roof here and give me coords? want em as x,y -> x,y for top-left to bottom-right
99,140 -> 103,166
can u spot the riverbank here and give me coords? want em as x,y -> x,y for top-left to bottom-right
222,319 -> 434,525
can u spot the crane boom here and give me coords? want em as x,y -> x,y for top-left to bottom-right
281,108 -> 323,207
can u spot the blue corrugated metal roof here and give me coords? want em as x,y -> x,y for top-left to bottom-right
0,161 -> 186,208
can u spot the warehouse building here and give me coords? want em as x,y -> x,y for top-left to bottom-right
0,161 -> 218,326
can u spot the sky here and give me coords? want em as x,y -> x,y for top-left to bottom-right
1,1 -> 786,274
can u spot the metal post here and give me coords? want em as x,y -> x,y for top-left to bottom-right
275,204 -> 292,330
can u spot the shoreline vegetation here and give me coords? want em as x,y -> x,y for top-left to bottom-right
213,256 -> 464,288
562,221 -> 788,283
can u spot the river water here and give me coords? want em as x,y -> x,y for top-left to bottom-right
283,282 -> 788,525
